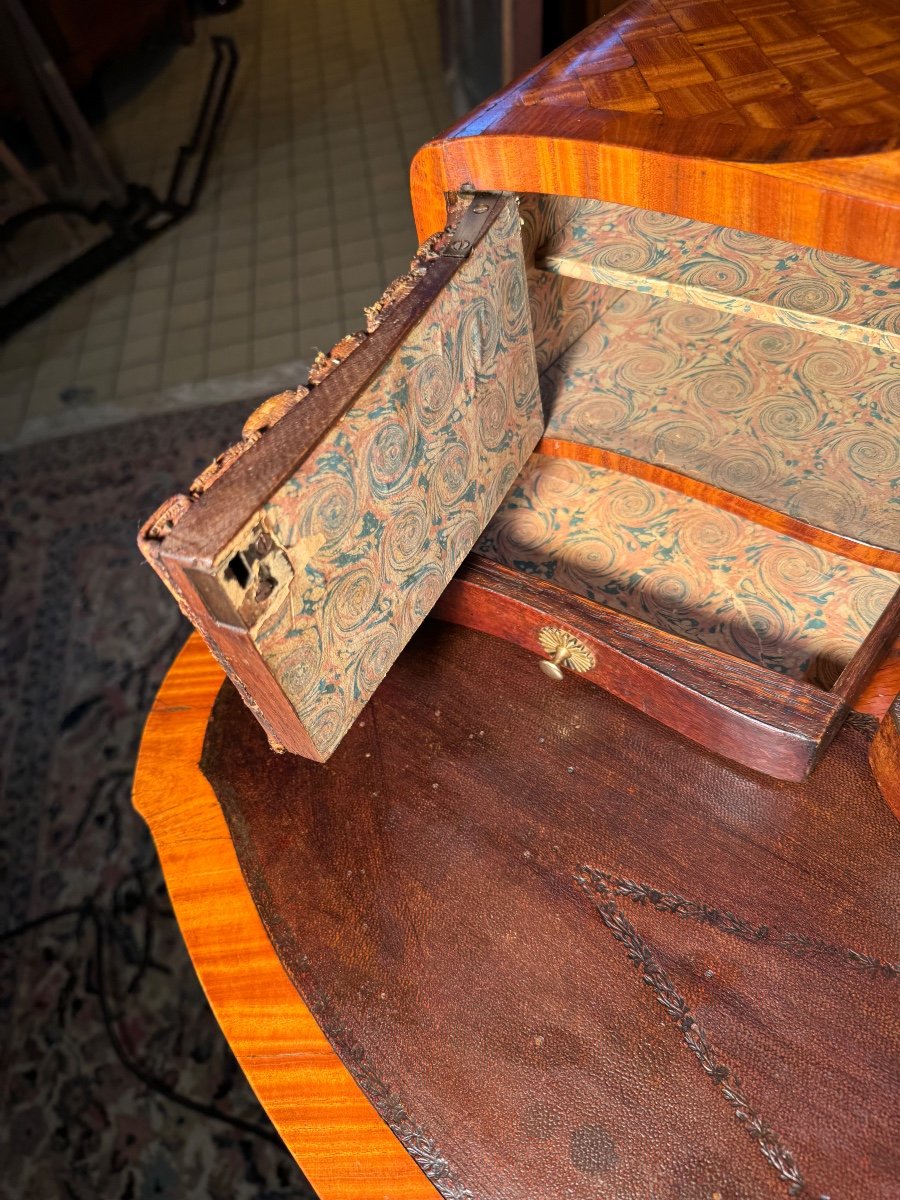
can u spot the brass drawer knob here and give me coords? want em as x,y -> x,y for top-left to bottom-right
537,628 -> 595,679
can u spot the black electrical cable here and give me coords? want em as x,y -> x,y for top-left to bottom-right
0,201 -> 104,243
0,893 -> 283,1149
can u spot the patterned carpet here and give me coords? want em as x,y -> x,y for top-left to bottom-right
0,401 -> 316,1199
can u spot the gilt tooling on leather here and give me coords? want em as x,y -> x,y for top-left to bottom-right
477,454 -> 900,683
246,199 -> 541,758
201,623 -> 900,1200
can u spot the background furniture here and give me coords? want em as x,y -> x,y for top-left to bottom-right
0,0 -> 192,116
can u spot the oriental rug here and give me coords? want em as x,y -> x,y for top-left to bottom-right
0,400 -> 315,1200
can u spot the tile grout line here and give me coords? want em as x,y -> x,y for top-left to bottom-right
345,0 -> 388,293
4,0 -> 451,443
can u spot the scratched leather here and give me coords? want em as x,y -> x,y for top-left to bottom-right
202,622 -> 900,1200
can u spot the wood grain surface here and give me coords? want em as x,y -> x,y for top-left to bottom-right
436,556 -> 848,782
871,694 -> 900,820
856,636 -> 900,716
410,0 -> 900,264
132,634 -> 439,1200
831,587 -> 900,704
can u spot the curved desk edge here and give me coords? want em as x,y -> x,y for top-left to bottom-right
410,131 -> 900,266
132,633 -> 438,1200
408,1 -> 900,263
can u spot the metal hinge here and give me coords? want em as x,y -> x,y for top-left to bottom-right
440,193 -> 506,259
441,236 -> 475,259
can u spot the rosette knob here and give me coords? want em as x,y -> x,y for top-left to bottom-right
536,628 -> 595,680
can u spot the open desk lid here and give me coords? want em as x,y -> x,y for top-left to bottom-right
139,193 -> 543,761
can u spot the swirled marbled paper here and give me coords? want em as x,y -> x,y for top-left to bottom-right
541,290 -> 900,552
527,267 -> 625,376
533,196 -> 900,352
519,196 -> 627,376
247,198 -> 542,759
477,455 -> 900,683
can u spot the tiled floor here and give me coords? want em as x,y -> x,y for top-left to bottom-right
0,0 -> 451,445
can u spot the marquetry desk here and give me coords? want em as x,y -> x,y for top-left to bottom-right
135,2 -> 900,1197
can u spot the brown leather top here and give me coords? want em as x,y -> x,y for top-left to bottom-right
202,621 -> 900,1200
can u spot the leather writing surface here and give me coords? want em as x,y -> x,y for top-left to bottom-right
203,622 -> 900,1200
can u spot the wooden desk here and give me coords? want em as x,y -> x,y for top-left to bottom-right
411,0 -> 900,265
133,3 -> 900,1194
135,628 -> 900,1200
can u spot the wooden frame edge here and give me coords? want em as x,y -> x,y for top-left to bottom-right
132,634 -> 439,1200
439,557 -> 845,782
409,137 -> 900,268
159,194 -> 510,560
870,693 -> 900,823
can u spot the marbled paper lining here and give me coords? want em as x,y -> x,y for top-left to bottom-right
541,290 -> 900,552
248,199 -> 542,758
533,196 -> 900,352
477,454 -> 900,684
527,267 -> 625,376
520,196 -> 625,377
